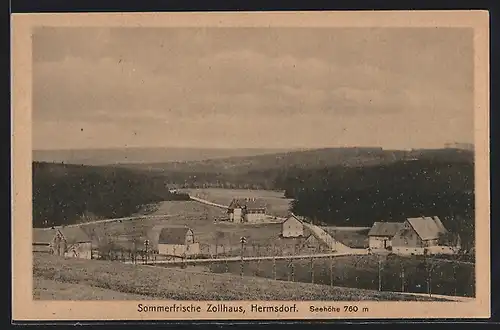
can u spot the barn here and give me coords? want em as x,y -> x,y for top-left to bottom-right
281,215 -> 304,238
148,226 -> 200,257
392,216 -> 449,255
32,227 -> 93,259
227,198 -> 267,223
367,222 -> 403,250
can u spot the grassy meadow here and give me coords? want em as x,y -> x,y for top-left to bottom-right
202,254 -> 475,297
33,253 -> 448,301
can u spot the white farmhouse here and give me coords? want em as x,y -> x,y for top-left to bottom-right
281,215 -> 304,238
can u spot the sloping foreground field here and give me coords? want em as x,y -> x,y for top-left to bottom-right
33,278 -> 156,300
33,254 -> 446,301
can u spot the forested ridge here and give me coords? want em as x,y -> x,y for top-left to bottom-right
284,159 -> 475,251
32,162 -> 189,228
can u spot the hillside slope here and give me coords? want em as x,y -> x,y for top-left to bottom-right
33,254 -> 446,301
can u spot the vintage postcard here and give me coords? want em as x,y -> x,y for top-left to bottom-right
12,11 -> 490,321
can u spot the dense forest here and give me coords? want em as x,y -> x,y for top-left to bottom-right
285,159 -> 475,251
32,162 -> 189,228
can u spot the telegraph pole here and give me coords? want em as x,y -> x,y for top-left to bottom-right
240,236 -> 247,277
144,239 -> 150,265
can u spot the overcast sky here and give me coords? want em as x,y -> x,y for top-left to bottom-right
32,27 -> 473,150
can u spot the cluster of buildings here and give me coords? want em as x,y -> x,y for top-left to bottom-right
32,196 -> 462,261
32,225 -> 202,260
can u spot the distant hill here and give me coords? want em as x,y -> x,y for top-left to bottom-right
116,147 -> 474,174
32,147 -> 296,166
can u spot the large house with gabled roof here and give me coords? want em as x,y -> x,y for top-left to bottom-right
147,226 -> 200,257
33,226 -> 93,259
392,216 -> 456,255
227,198 -> 267,223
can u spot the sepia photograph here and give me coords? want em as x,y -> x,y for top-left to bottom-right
11,11 -> 490,320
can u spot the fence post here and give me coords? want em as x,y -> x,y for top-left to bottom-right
287,258 -> 292,281
330,255 -> 334,286
272,253 -> 277,280
428,263 -> 432,297
401,261 -> 405,292
378,256 -> 382,291
453,264 -> 457,296
310,256 -> 315,284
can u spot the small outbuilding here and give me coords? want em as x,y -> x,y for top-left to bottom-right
148,226 -> 200,257
367,222 -> 403,250
281,215 -> 304,238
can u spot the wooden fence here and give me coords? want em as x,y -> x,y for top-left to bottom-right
94,241 -> 475,298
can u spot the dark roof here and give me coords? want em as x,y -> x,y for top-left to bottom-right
281,214 -> 303,225
58,227 -> 91,243
157,226 -> 193,245
283,215 -> 303,224
228,198 -> 267,210
407,216 -> 447,241
368,222 -> 403,237
32,226 -> 91,244
33,228 -> 56,244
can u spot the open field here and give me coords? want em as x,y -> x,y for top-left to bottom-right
322,227 -> 370,249
182,188 -> 293,217
203,254 -> 475,297
33,253 -> 447,301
